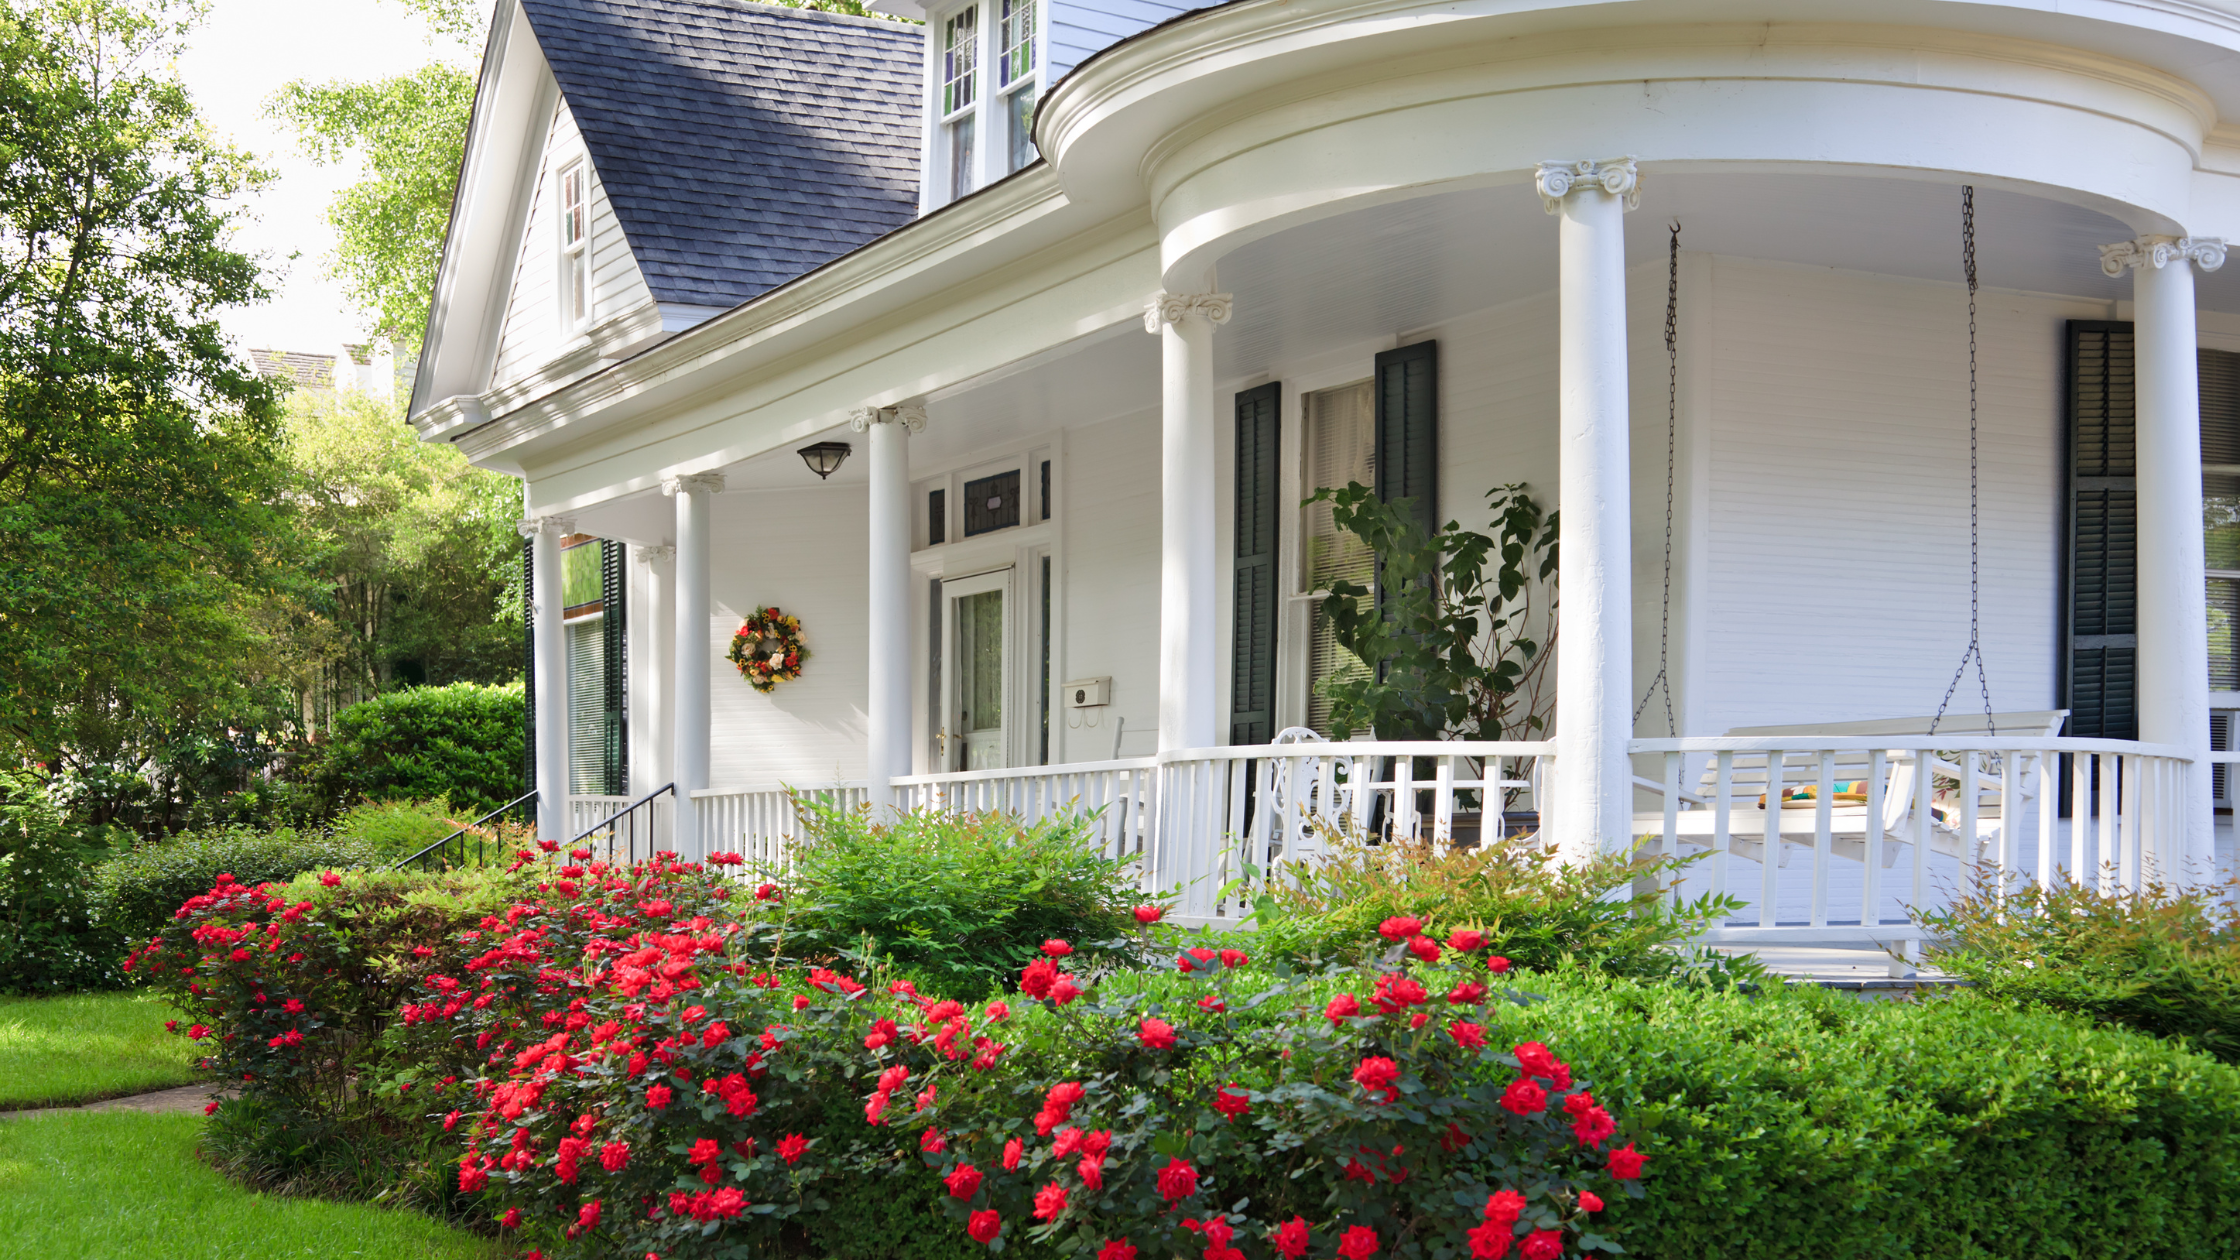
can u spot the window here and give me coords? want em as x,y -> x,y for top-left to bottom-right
1301,382 -> 1376,735
964,469 -> 1021,537
928,487 -> 947,545
2203,348 -> 2240,693
558,160 -> 591,331
560,537 -> 625,796
998,0 -> 1037,173
941,7 -> 978,199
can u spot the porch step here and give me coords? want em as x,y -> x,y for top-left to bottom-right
1708,943 -> 1963,998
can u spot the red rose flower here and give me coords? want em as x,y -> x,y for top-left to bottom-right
946,1164 -> 984,1199
985,1001 -> 1011,1021
1033,1182 -> 1069,1221
1447,981 -> 1488,1005
1139,1017 -> 1177,1049
499,1208 -> 523,1230
1021,957 -> 1059,998
755,883 -> 782,901
1218,948 -> 1248,969
318,871 -> 341,887
1325,993 -> 1363,1025
1041,939 -> 1073,957
1466,1222 -> 1511,1259
600,1141 -> 630,1172
1501,1077 -> 1547,1115
645,1084 -> 673,1109
1487,955 -> 1512,974
1100,1241 -> 1138,1260
1484,1189 -> 1526,1223
1607,1143 -> 1646,1179
1447,927 -> 1488,952
689,1138 -> 720,1165
921,1127 -> 948,1154
1133,905 -> 1164,924
1337,1225 -> 1380,1260
1156,1157 -> 1199,1202
1272,1217 -> 1311,1259
1579,1191 -> 1603,1212
1352,1056 -> 1401,1103
1212,1084 -> 1250,1119
1196,994 -> 1226,1013
1407,935 -> 1442,963
1376,916 -> 1422,941
778,1133 -> 809,1165
1449,1020 -> 1488,1049
967,1209 -> 1002,1245
1002,1137 -> 1024,1171
1513,1041 -> 1563,1080
578,1200 -> 602,1231
1520,1230 -> 1563,1260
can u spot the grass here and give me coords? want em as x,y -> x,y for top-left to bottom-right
0,990 -> 200,1108
0,1111 -> 509,1259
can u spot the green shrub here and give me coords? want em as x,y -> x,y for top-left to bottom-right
0,777 -> 123,993
330,798 -> 469,861
1919,872 -> 2240,1062
1249,834 -> 1748,979
91,826 -> 381,947
309,683 -> 525,814
774,802 -> 1147,999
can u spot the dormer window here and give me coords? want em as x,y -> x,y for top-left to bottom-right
559,159 -> 591,332
925,0 -> 1041,210
940,8 -> 978,200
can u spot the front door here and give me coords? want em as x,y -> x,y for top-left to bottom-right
943,568 -> 1012,770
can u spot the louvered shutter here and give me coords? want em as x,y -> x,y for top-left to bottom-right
1374,341 -> 1439,535
2064,321 -> 2137,740
600,540 -> 628,796
1231,383 -> 1281,745
521,539 -> 536,793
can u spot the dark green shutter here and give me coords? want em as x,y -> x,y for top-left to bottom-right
600,540 -> 628,795
1231,383 -> 1281,745
2063,320 -> 2137,740
1374,341 -> 1439,535
521,539 -> 536,794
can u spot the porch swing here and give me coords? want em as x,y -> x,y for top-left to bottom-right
1630,190 -> 2065,871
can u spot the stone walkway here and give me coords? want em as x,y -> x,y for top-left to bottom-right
0,1082 -> 218,1120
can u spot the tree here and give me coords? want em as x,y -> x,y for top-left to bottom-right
0,0 -> 295,770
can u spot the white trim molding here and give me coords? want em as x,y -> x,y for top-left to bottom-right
660,472 -> 727,497
849,402 -> 930,433
516,514 -> 578,538
1142,291 -> 1235,333
2099,234 -> 2228,276
1535,157 -> 1641,214
633,543 -> 675,565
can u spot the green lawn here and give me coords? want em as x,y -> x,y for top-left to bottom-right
0,990 -> 199,1108
0,1111 -> 508,1259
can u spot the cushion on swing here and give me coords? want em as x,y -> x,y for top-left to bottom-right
1755,782 -> 1870,809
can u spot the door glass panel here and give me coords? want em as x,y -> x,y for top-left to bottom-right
958,589 -> 1004,768
1302,381 -> 1376,735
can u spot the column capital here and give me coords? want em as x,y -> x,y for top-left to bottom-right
633,543 -> 675,565
848,403 -> 928,433
516,514 -> 576,539
2099,234 -> 2227,277
1535,157 -> 1641,214
660,472 -> 726,497
1143,291 -> 1235,334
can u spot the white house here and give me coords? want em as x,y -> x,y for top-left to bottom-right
413,0 -> 2240,946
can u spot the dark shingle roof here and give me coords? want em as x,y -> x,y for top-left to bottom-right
518,0 -> 924,310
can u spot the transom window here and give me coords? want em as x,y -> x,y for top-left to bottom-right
558,160 -> 591,331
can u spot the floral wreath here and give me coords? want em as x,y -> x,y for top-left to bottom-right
728,607 -> 808,694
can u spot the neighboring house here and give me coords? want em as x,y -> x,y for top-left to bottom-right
252,340 -> 415,403
415,0 -> 2240,944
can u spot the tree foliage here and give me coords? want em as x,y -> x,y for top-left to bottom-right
0,0 -> 290,765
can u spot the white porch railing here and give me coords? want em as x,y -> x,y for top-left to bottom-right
568,791 -> 676,861
567,795 -> 630,839
694,783 -> 869,872
893,759 -> 1159,863
1630,736 -> 2193,948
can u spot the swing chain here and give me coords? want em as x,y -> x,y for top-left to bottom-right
1634,221 -> 1680,733
1931,186 -> 1998,737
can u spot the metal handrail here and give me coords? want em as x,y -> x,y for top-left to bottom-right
393,791 -> 538,871
570,782 -> 676,864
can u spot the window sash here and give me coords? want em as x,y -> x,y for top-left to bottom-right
998,0 -> 1034,89
942,7 -> 978,119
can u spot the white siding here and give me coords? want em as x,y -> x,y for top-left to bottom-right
1055,408 -> 1161,760
704,487 -> 871,788
1693,257 -> 2096,734
490,100 -> 654,390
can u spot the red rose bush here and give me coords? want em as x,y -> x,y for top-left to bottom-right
137,847 -> 1640,1259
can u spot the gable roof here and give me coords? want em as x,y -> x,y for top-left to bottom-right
516,0 -> 924,310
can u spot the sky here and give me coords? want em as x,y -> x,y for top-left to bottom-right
175,0 -> 477,357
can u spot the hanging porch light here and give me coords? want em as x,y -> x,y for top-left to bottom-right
797,441 -> 852,480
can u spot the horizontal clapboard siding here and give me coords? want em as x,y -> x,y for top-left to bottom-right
490,99 -> 655,390
1698,257 -> 2077,733
1045,0 -> 1193,81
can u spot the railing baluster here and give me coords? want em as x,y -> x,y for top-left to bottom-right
1911,746 -> 1931,920
1760,747 -> 1783,928
1812,749 -> 1833,929
1711,750 -> 1733,905
1863,749 -> 1885,928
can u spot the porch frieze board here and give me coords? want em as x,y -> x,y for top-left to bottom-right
2098,234 -> 2228,275
1535,158 -> 1640,213
848,402 -> 928,433
660,472 -> 726,496
516,514 -> 577,539
1142,291 -> 1234,332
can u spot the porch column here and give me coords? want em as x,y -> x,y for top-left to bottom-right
1539,158 -> 1640,861
2102,234 -> 2225,876
632,544 -> 675,799
853,403 -> 926,810
666,472 -> 724,856
1146,287 -> 1233,752
520,514 -> 575,842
